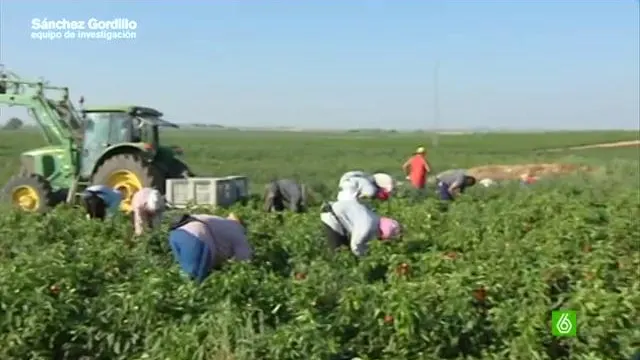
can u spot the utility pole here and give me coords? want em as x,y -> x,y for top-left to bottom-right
431,59 -> 440,147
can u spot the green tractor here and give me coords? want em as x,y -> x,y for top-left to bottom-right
0,68 -> 194,213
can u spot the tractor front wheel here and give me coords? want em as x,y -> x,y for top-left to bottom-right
92,153 -> 164,213
1,174 -> 55,213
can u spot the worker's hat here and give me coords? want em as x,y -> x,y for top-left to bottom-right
227,212 -> 241,222
415,146 -> 426,154
227,212 -> 247,232
373,173 -> 395,193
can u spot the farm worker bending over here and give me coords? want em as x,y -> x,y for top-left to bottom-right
168,212 -> 252,283
263,179 -> 306,213
435,169 -> 477,201
320,199 -> 401,256
520,171 -> 538,186
402,146 -> 431,192
132,188 -> 166,235
82,184 -> 122,220
337,171 -> 394,201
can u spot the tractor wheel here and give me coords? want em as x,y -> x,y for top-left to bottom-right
92,153 -> 164,213
1,174 -> 55,213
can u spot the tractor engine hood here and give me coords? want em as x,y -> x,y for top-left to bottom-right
22,145 -> 67,157
156,145 -> 184,158
169,145 -> 184,155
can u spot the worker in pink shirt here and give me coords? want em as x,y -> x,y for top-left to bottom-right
168,212 -> 252,283
131,187 -> 166,235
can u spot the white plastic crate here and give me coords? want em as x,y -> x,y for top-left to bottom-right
165,176 -> 248,208
221,175 -> 249,199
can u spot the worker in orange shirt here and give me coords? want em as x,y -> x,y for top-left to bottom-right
402,146 -> 431,199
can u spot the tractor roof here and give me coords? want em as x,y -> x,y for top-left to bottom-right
83,105 -> 179,128
144,117 -> 180,128
83,105 -> 162,117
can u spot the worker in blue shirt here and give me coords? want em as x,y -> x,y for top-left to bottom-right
82,184 -> 122,220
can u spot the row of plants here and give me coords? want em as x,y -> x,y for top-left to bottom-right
0,178 -> 638,359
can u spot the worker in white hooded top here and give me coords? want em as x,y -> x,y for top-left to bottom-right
320,199 -> 401,256
337,171 -> 394,201
82,184 -> 122,220
131,187 -> 166,235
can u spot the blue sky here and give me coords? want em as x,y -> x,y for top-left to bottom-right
1,1 -> 638,130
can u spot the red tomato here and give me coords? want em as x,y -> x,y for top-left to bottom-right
49,284 -> 61,296
294,272 -> 307,280
395,263 -> 410,275
443,252 -> 458,260
472,286 -> 487,302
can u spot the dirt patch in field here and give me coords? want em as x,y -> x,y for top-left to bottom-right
468,163 -> 594,180
568,140 -> 640,150
546,140 -> 640,152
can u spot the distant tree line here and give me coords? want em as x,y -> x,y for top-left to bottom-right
347,128 -> 398,133
188,123 -> 225,128
2,117 -> 23,130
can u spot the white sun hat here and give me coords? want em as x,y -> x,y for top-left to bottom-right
373,173 -> 395,193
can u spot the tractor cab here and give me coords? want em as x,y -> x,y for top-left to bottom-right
82,106 -> 177,144
79,105 -> 180,178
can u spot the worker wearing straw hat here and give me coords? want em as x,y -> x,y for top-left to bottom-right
168,212 -> 252,283
336,171 -> 395,201
402,146 -> 431,198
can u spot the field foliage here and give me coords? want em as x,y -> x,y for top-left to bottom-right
0,129 -> 638,360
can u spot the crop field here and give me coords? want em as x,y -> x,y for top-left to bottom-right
0,129 -> 638,360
